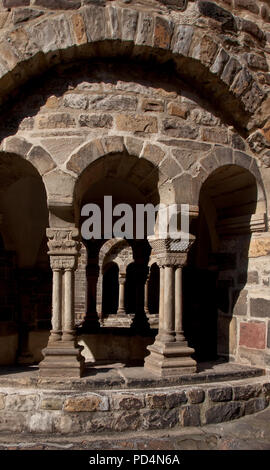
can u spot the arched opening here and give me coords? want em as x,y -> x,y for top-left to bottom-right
74,150 -> 169,365
102,262 -> 119,317
0,152 -> 50,367
184,164 -> 265,363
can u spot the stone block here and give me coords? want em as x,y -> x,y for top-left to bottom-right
232,289 -> 248,316
122,8 -> 138,42
82,5 -> 106,42
234,0 -> 259,15
180,405 -> 201,426
64,394 -> 109,412
141,98 -> 164,112
239,322 -> 266,350
4,136 -> 32,157
94,95 -> 138,112
233,384 -> 262,401
136,11 -> 154,46
159,157 -> 182,178
43,169 -> 75,200
124,137 -> 143,157
112,394 -> 145,410
34,0 -> 81,8
116,114 -> 158,134
187,388 -> 205,404
5,394 -> 38,412
201,127 -> 228,144
249,237 -> 270,258
208,387 -> 232,402
107,411 -> 141,432
12,8 -> 44,24
242,83 -> 265,114
63,94 -> 88,110
67,140 -> 104,174
247,54 -> 268,72
221,58 -> 242,86
28,145 -> 56,176
103,136 -> 124,154
141,409 -> 178,430
250,298 -> 270,318
244,397 -> 268,416
172,24 -> 193,56
0,412 -> 25,433
142,144 -> 165,166
40,397 -> 64,410
145,391 -> 187,409
231,68 -> 253,97
154,16 -> 173,50
29,412 -> 54,433
210,48 -> 229,75
79,114 -> 113,128
217,315 -> 237,356
167,102 -> 188,119
3,0 -> 30,6
71,12 -> 87,45
37,113 -> 76,129
158,139 -> 211,152
41,137 -> 84,165
0,394 -> 5,410
162,119 -> 198,139
205,402 -> 243,424
198,1 -> 237,32
172,148 -> 199,172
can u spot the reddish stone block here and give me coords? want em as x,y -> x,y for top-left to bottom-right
239,322 -> 266,350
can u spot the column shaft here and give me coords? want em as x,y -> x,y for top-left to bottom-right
117,278 -> 126,315
50,268 -> 62,341
63,269 -> 75,340
163,266 -> 175,341
175,266 -> 185,342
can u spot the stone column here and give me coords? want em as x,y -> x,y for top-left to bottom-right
175,265 -> 185,342
144,238 -> 197,377
144,270 -> 150,316
117,273 -> 126,316
39,228 -> 85,378
49,267 -> 62,343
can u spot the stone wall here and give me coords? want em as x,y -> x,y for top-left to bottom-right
0,376 -> 269,433
0,0 -> 270,370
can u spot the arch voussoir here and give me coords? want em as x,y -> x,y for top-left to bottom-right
0,3 -> 264,132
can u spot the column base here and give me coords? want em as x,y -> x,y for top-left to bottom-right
39,341 -> 85,378
144,340 -> 197,377
102,314 -> 134,328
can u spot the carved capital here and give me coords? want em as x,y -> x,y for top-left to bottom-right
156,253 -> 188,268
50,255 -> 77,271
47,228 -> 80,257
148,236 -> 195,255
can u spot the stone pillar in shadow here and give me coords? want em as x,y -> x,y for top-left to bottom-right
39,228 -> 85,378
17,268 -> 35,365
131,263 -> 150,334
81,264 -> 100,332
144,237 -> 197,377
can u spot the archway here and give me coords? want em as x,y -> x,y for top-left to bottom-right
184,163 -> 266,363
0,152 -> 49,367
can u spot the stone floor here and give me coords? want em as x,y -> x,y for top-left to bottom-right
0,360 -> 265,390
0,407 -> 269,450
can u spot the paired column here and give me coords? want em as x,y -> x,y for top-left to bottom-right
144,239 -> 197,377
117,273 -> 126,316
39,228 -> 85,378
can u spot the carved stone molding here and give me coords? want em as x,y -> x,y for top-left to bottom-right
47,228 -> 80,257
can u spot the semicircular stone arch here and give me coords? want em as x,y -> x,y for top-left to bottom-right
0,2 -> 266,133
69,135 -> 177,226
